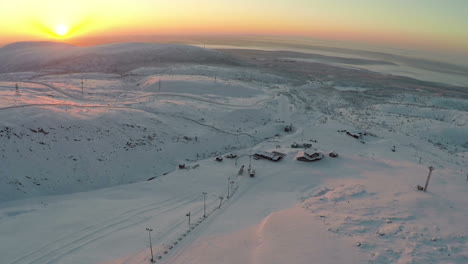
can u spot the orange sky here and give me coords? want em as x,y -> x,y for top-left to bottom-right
1,0 -> 467,53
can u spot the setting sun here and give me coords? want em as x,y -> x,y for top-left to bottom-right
0,1 -> 467,264
55,24 -> 68,36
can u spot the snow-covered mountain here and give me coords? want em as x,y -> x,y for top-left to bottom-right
0,42 -> 466,264
0,42 -> 239,74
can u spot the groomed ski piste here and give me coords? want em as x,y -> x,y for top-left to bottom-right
0,42 -> 467,264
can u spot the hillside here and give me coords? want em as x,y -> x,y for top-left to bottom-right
0,43 -> 466,264
0,42 -> 239,74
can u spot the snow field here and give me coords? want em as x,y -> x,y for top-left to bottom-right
0,43 -> 466,264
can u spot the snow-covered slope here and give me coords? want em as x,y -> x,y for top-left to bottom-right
0,42 -> 239,74
0,70 -> 280,202
0,42 -> 466,264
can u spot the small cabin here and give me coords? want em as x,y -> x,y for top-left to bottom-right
225,154 -> 237,159
253,151 -> 285,162
296,151 -> 324,162
291,142 -> 312,149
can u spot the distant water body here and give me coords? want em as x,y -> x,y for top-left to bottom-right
194,36 -> 468,87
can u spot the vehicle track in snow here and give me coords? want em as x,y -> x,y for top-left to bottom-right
25,81 -> 85,101
8,193 -> 200,264
162,172 -> 268,264
0,103 -> 262,140
120,174 -> 245,264
118,196 -> 223,264
17,81 -> 273,109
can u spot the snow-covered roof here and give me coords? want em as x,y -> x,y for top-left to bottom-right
296,151 -> 324,162
254,151 -> 284,161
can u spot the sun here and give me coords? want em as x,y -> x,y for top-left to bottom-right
55,24 -> 69,36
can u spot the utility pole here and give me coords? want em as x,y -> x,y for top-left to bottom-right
218,196 -> 224,208
15,83 -> 20,95
202,192 -> 207,218
186,212 -> 191,227
159,79 -> 161,93
423,166 -> 435,192
227,177 -> 231,198
146,228 -> 155,263
81,76 -> 84,96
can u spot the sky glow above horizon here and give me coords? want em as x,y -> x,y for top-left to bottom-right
0,0 -> 467,53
